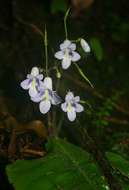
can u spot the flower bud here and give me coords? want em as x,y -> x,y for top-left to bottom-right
80,38 -> 90,53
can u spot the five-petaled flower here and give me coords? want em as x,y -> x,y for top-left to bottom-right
55,40 -> 80,70
31,77 -> 61,114
20,67 -> 44,97
61,91 -> 84,122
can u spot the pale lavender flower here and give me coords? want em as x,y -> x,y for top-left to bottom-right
31,77 -> 61,114
80,38 -> 90,53
20,67 -> 44,97
55,40 -> 80,70
61,91 -> 84,122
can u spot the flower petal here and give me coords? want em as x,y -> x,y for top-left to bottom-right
35,79 -> 44,89
80,39 -> 90,53
62,57 -> 71,69
51,91 -> 62,105
74,96 -> 80,102
67,109 -> 76,122
29,86 -> 38,97
31,92 -> 44,102
61,102 -> 67,112
60,40 -> 71,50
71,51 -> 81,62
65,92 -> 74,102
20,79 -> 31,90
37,74 -> 43,80
75,103 -> 84,112
69,43 -> 76,51
54,51 -> 64,60
44,77 -> 52,90
39,100 -> 51,114
31,67 -> 39,76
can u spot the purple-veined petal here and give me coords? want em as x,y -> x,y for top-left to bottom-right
69,43 -> 76,51
51,91 -> 62,105
61,102 -> 67,112
39,100 -> 51,114
75,103 -> 84,113
80,39 -> 90,53
71,51 -> 81,62
74,96 -> 80,103
36,74 -> 43,80
37,82 -> 46,92
39,80 -> 44,88
31,67 -> 39,76
54,51 -> 64,60
29,86 -> 38,97
61,56 -> 71,69
60,40 -> 71,50
35,79 -> 44,90
20,79 -> 32,90
31,92 -> 44,102
67,108 -> 76,122
65,91 -> 74,102
44,77 -> 52,90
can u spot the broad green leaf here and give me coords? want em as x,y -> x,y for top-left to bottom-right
90,38 -> 103,61
51,0 -> 67,13
7,138 -> 108,190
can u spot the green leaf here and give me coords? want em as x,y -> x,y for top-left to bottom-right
106,152 -> 129,190
7,138 -> 108,190
106,152 -> 129,178
51,0 -> 67,13
90,38 -> 103,61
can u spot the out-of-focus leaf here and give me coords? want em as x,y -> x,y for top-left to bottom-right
51,0 -> 67,13
106,152 -> 129,190
90,38 -> 103,61
7,137 -> 108,190
106,152 -> 129,178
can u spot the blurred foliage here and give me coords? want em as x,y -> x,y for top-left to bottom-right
90,38 -> 104,61
93,92 -> 122,127
51,0 -> 67,13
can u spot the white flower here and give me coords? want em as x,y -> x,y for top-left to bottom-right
31,77 -> 61,114
61,91 -> 84,122
55,40 -> 80,70
80,38 -> 90,53
20,67 -> 44,97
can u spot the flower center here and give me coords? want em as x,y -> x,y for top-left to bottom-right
67,102 -> 72,112
32,79 -> 36,89
64,49 -> 70,58
44,89 -> 49,101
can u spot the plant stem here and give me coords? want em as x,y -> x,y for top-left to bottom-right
74,63 -> 94,88
44,25 -> 48,76
64,8 -> 70,39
